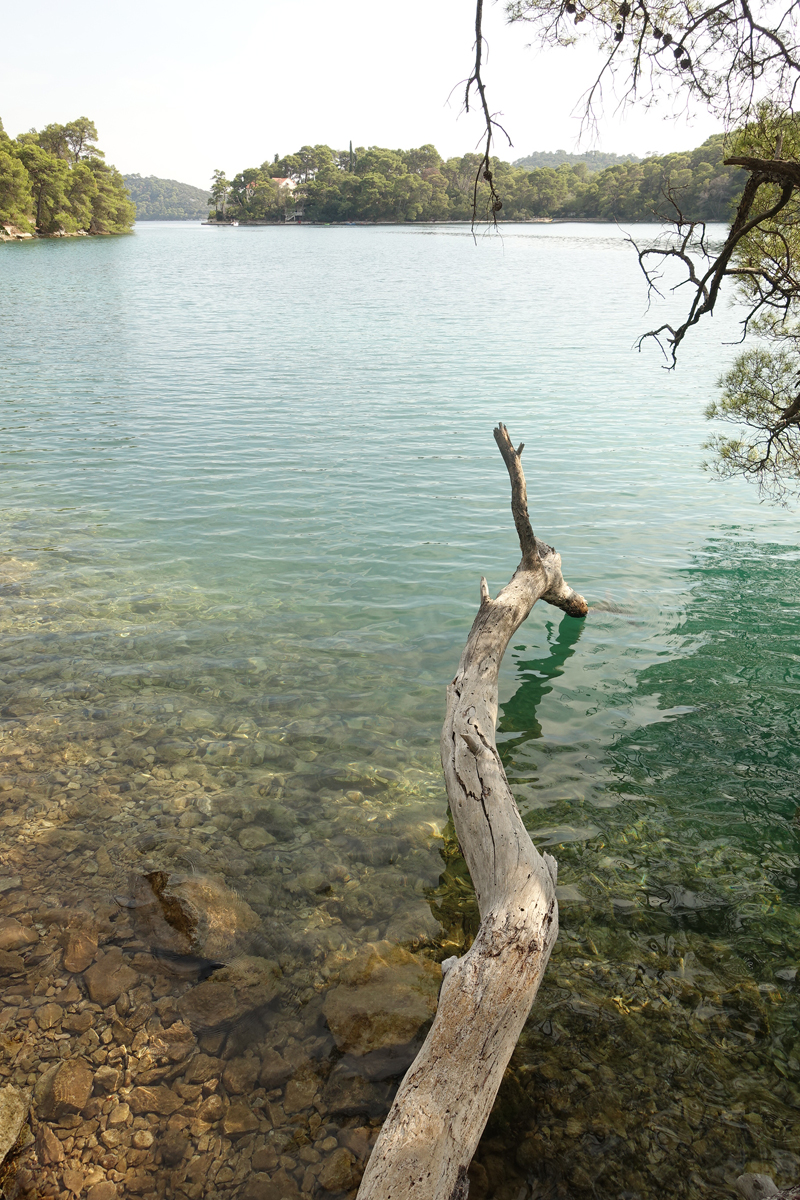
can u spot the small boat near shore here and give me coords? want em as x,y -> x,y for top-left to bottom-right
201,219 -> 238,227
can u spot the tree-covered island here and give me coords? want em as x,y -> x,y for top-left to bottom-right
206,135 -> 742,225
0,117 -> 134,239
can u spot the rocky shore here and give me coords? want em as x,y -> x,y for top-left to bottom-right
1,224 -> 101,241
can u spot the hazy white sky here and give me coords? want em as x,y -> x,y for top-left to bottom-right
0,0 -> 722,188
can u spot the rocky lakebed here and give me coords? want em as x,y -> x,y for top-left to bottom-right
1,547 -> 799,1200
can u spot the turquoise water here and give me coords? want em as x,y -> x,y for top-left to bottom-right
1,222 -> 799,1200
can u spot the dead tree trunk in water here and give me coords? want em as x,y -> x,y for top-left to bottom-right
357,424 -> 588,1200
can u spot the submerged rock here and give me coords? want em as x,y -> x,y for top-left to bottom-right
221,1100 -> 259,1137
0,950 -> 25,974
84,947 -> 139,1006
321,1066 -> 394,1119
222,1056 -> 260,1095
283,1072 -> 319,1114
128,1084 -> 183,1116
237,825 -> 276,851
63,929 -> 98,972
317,1146 -> 359,1193
178,953 -> 282,1032
0,1085 -> 29,1165
34,1060 -> 93,1119
36,1122 -> 64,1166
183,1053 -> 222,1084
178,980 -> 238,1030
323,940 -> 440,1060
259,1048 -> 292,1090
144,870 -> 262,959
213,953 -> 280,990
0,918 -> 38,952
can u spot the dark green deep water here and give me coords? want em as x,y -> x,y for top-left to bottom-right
0,222 -> 799,1199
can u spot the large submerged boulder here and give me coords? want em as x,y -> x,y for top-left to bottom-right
178,956 -> 281,1031
323,940 -> 440,1077
125,870 -> 262,960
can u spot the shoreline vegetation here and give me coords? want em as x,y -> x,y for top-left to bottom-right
196,215 -> 715,226
196,137 -> 741,226
0,116 -> 134,241
2,128 -> 743,236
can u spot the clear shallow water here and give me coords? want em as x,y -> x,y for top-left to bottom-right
0,222 -> 799,1200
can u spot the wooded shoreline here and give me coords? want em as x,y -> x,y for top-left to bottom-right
193,216 -> 729,227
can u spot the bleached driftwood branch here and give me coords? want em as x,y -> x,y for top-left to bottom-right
357,424 -> 588,1200
737,1174 -> 800,1200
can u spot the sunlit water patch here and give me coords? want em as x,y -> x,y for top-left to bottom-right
0,222 -> 798,1200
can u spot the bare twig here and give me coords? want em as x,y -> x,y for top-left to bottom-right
466,0 -> 513,231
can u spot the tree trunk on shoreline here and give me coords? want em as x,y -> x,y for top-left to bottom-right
356,424 -> 588,1200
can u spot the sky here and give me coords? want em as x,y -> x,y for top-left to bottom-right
0,0 -> 722,188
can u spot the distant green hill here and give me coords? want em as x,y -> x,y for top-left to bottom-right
514,149 -> 641,172
123,175 -> 209,220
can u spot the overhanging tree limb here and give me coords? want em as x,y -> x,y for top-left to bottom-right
635,160 -> 797,362
465,0 -> 512,229
356,425 -> 587,1200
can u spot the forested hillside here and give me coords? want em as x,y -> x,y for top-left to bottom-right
215,135 -> 743,224
0,117 -> 134,236
124,175 -> 209,220
513,149 -> 641,171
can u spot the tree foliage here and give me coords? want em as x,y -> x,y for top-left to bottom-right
123,175 -> 210,220
706,344 -> 800,499
0,116 -> 133,235
514,148 -> 641,170
218,136 -> 741,224
506,0 -> 800,131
